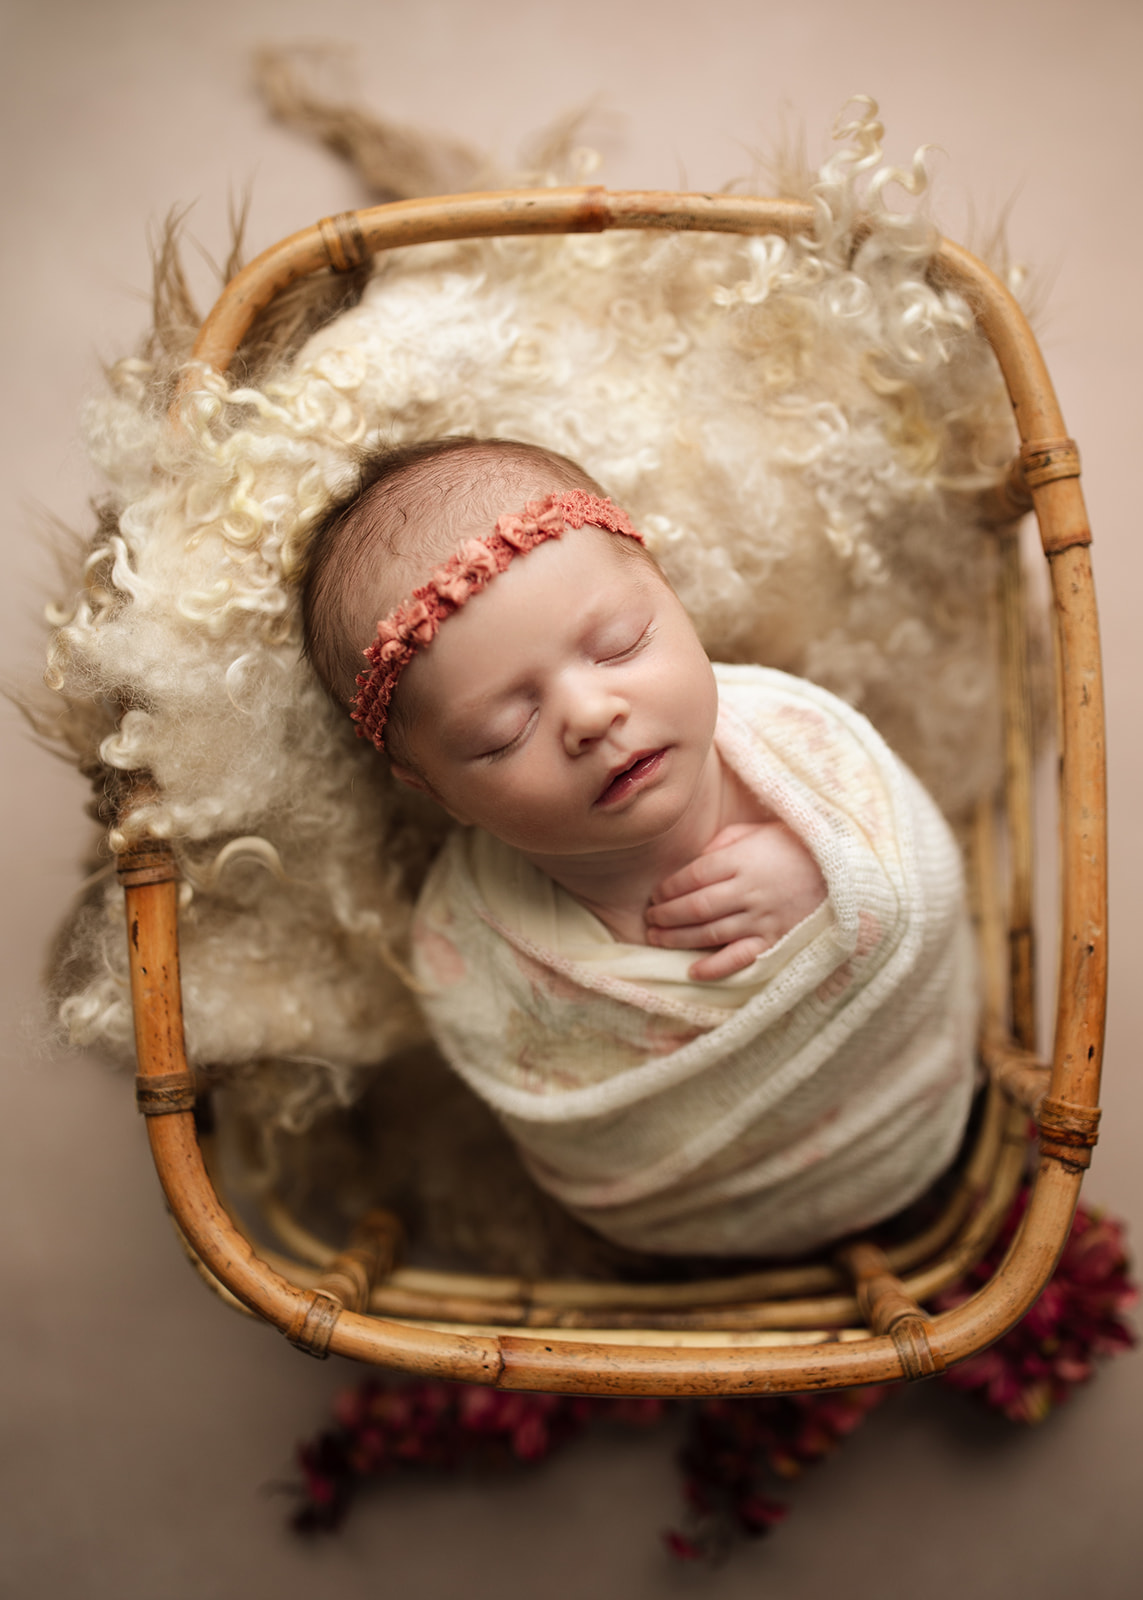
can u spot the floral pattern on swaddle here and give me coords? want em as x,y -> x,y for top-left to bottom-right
412,666 -> 976,1257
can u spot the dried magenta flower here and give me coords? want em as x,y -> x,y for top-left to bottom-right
287,1185 -> 1135,1555
935,1192 -> 1137,1424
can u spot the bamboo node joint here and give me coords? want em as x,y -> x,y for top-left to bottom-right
285,1290 -> 342,1359
116,839 -> 180,887
890,1315 -> 946,1381
1019,437 -> 1081,489
315,1208 -> 404,1314
318,211 -> 370,274
572,186 -> 610,232
836,1239 -> 943,1380
135,1070 -> 197,1116
1038,1096 -> 1101,1169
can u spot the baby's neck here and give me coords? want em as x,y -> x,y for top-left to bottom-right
521,748 -> 766,945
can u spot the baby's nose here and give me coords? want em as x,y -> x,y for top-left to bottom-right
562,681 -> 628,755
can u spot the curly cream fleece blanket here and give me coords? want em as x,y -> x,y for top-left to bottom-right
412,666 -> 976,1257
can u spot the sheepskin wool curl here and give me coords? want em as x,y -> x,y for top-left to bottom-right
43,99 -> 1019,1132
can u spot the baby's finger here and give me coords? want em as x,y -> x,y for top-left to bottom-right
688,937 -> 769,982
646,922 -> 724,950
645,879 -> 740,929
650,848 -> 737,906
647,912 -> 758,950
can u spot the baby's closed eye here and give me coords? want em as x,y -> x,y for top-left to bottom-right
476,707 -> 538,761
595,621 -> 654,663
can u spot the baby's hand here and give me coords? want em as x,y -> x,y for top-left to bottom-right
645,823 -> 827,982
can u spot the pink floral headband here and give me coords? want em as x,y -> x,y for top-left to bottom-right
351,490 -> 643,751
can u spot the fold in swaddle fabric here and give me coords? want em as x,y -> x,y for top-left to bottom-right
412,666 -> 976,1257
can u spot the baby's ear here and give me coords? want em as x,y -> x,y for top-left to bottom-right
390,762 -> 471,826
389,761 -> 433,797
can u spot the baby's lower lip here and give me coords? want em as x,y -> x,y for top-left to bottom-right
594,749 -> 667,808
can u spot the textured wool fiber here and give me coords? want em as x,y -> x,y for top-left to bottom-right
43,100 -> 1017,1131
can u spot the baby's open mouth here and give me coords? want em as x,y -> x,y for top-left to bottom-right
594,748 -> 667,807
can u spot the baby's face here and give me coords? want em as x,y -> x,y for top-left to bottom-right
390,524 -> 719,862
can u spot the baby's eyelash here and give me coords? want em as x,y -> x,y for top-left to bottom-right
601,623 -> 654,663
478,709 -> 536,762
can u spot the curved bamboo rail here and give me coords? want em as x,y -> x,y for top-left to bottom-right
231,1075 -> 1022,1330
119,188 -> 1105,1394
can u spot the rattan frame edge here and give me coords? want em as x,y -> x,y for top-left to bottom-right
120,188 -> 1104,1393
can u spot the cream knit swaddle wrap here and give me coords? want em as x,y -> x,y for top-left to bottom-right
412,666 -> 976,1257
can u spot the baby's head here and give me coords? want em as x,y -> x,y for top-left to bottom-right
303,438 -> 718,859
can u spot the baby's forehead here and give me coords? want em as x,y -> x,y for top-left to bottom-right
402,525 -> 653,719
432,524 -> 655,658
359,454 -> 573,597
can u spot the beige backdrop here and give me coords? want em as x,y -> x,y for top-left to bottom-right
2,1 -> 1140,1595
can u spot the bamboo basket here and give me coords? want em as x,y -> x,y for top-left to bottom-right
118,188 -> 1105,1395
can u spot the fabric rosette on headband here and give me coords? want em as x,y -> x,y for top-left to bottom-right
351,490 -> 643,751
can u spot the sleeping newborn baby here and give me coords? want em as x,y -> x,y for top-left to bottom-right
302,436 -> 976,1258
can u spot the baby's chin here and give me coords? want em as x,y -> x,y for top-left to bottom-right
515,786 -> 712,865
